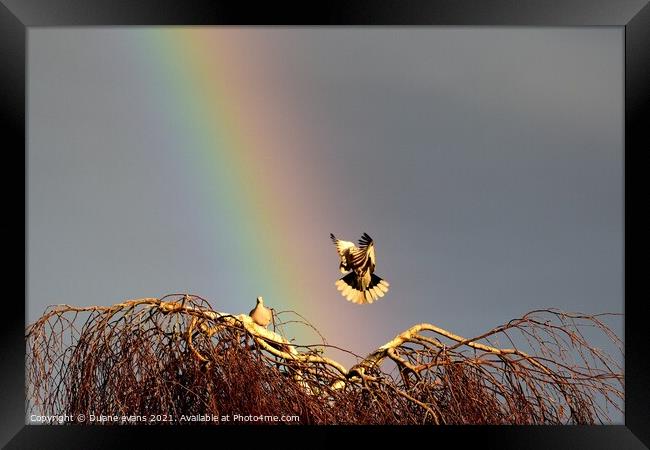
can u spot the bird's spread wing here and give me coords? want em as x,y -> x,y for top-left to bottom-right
350,233 -> 376,274
330,233 -> 356,256
358,232 -> 373,249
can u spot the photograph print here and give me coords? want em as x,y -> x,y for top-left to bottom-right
26,26 -> 623,425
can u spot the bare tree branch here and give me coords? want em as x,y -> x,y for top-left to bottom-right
26,295 -> 623,425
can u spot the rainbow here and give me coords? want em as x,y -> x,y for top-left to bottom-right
134,28 -> 341,342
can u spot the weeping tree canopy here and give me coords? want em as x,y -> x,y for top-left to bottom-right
26,294 -> 623,425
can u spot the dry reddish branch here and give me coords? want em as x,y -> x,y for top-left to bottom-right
26,294 -> 623,425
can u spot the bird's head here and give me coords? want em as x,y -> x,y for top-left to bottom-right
256,296 -> 264,305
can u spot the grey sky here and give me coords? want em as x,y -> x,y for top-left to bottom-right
27,28 -> 623,422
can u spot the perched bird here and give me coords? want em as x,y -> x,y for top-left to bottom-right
330,232 -> 390,304
249,296 -> 272,327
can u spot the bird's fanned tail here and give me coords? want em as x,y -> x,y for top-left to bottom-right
335,272 -> 390,305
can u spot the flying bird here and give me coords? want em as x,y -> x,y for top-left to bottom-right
330,232 -> 390,304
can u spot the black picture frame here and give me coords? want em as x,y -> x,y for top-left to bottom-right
2,0 -> 648,448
